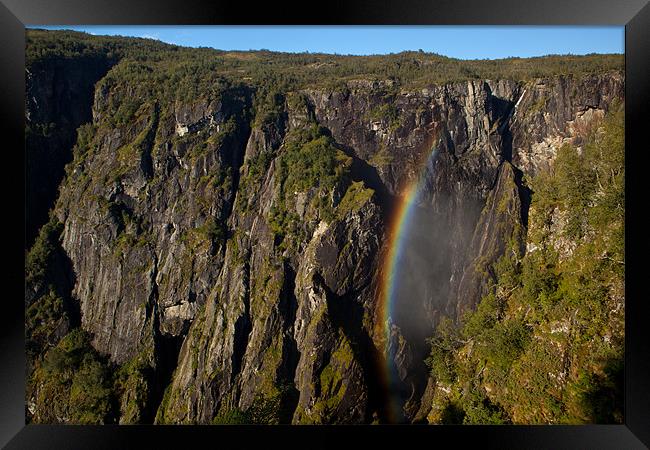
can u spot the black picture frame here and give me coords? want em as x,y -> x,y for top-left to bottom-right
2,0 -> 649,448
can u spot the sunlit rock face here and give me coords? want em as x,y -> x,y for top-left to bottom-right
26,34 -> 623,424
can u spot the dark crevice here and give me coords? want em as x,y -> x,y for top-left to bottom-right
44,224 -> 80,328
486,86 -> 517,163
222,87 -> 255,202
147,298 -> 184,424
144,254 -> 159,327
276,262 -> 300,423
144,255 -> 182,424
491,87 -> 531,231
513,165 -> 532,230
349,152 -> 391,205
149,331 -> 184,424
26,56 -> 118,248
138,102 -> 160,180
218,87 -> 254,252
25,220 -> 80,385
500,117 -> 514,163
231,259 -> 252,383
315,124 -> 390,208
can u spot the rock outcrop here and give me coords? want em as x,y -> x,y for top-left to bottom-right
25,33 -> 624,424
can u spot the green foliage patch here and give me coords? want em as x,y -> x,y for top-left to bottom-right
28,29 -> 623,98
32,329 -> 116,424
426,103 -> 625,424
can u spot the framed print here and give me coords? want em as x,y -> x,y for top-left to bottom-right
2,0 -> 649,448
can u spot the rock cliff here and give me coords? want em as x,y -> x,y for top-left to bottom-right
25,31 -> 624,424
26,54 -> 117,247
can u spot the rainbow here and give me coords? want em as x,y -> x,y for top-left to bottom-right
377,144 -> 439,422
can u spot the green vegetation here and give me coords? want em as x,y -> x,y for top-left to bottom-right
25,29 -> 625,426
114,350 -> 154,424
196,217 -> 226,242
27,29 -> 623,91
153,383 -> 175,425
26,216 -> 155,424
426,103 -> 625,424
184,217 -> 226,246
25,215 -> 73,369
528,95 -> 549,116
66,123 -> 96,172
426,317 -> 462,385
266,123 -> 353,248
251,74 -> 292,126
26,287 -> 66,365
31,329 -> 116,424
212,384 -> 296,425
247,151 -> 274,181
30,328 -> 158,425
25,215 -> 64,288
337,181 -> 375,217
369,144 -> 394,167
314,335 -> 354,419
366,100 -> 402,131
276,124 -> 351,197
290,333 -> 357,424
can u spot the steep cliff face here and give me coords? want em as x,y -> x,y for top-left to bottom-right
419,103 -> 625,424
55,78 -> 253,365
25,35 -> 624,424
297,74 -> 623,419
26,55 -> 117,248
508,72 -> 624,174
154,94 -> 386,424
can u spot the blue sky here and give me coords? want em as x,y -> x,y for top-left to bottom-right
30,26 -> 624,60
